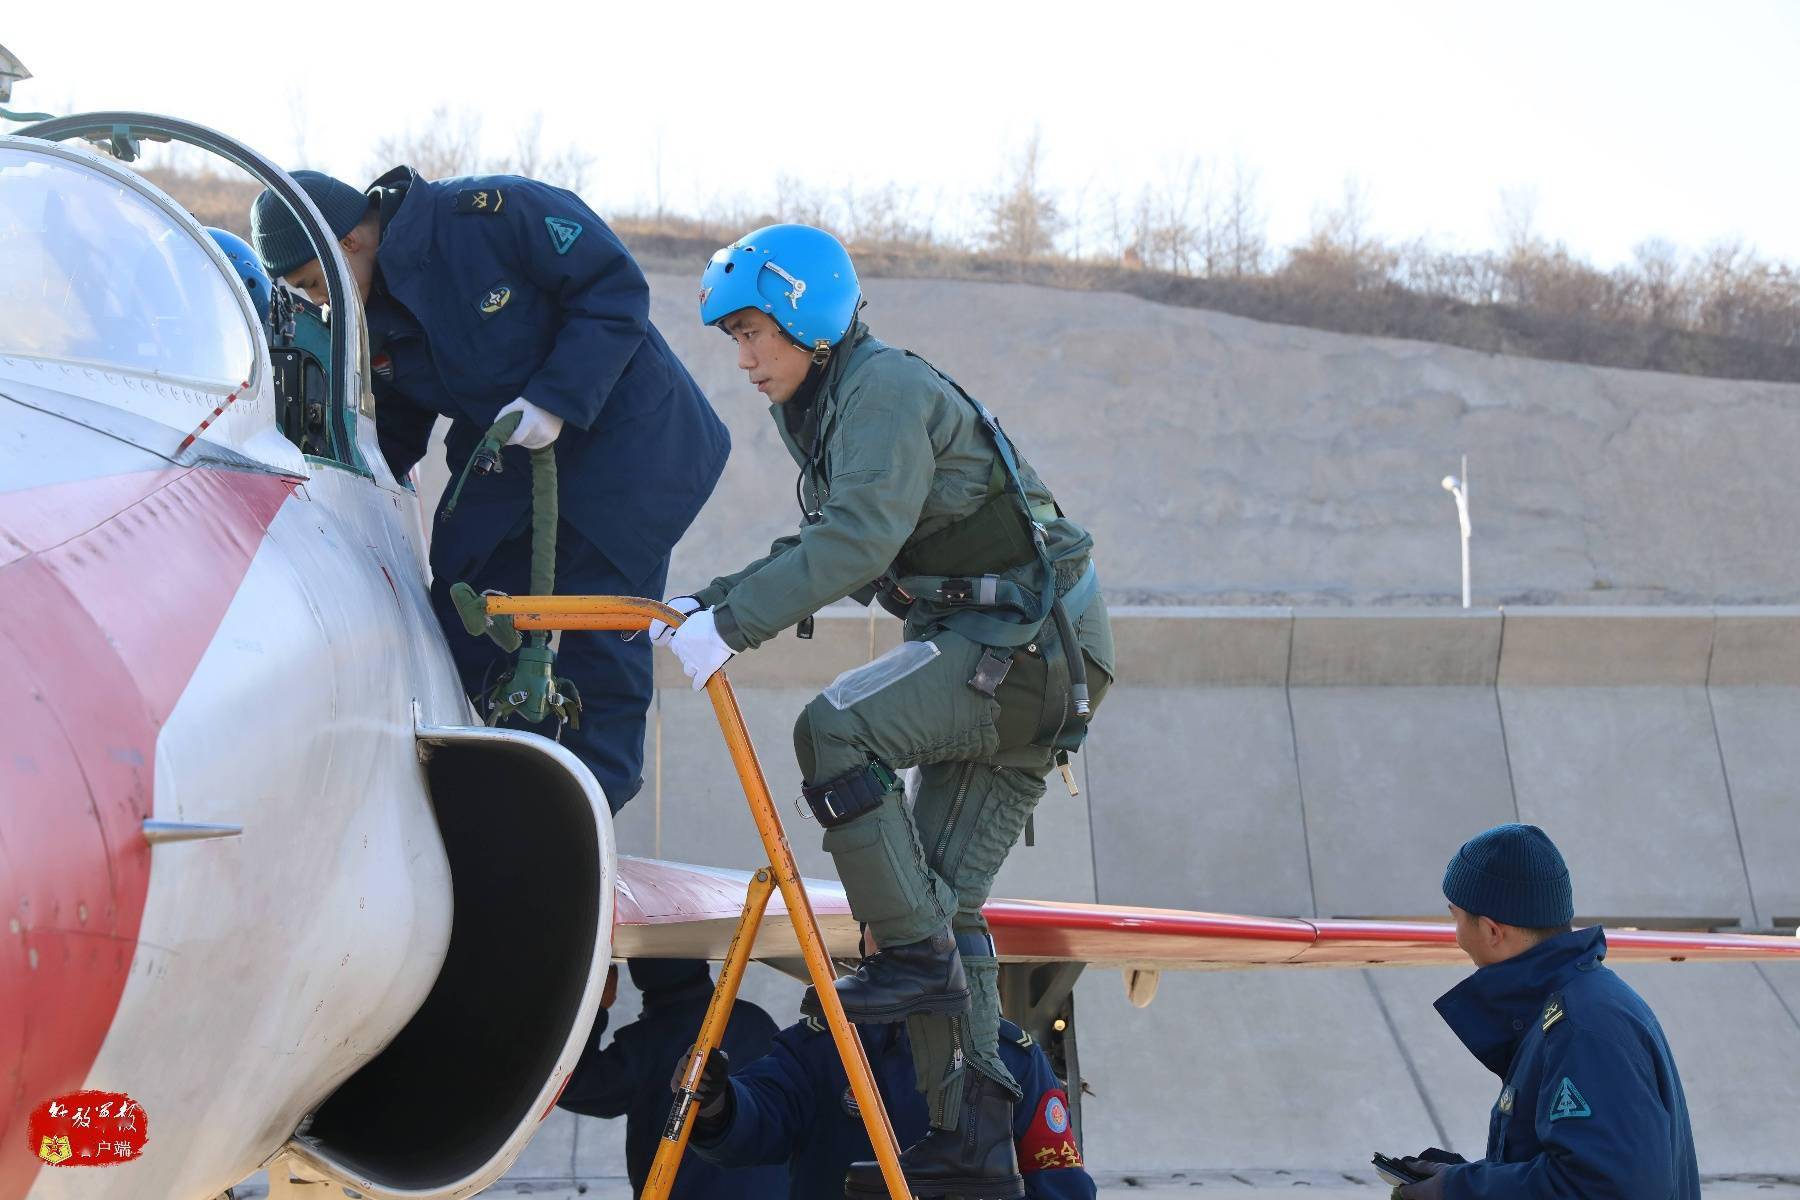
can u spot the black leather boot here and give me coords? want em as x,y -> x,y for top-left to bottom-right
843,1070 -> 1025,1199
801,926 -> 969,1023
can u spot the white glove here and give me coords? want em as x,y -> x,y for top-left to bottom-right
649,596 -> 702,647
497,397 -> 565,450
668,608 -> 735,691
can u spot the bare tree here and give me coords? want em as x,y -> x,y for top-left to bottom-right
1493,185 -> 1541,260
982,129 -> 1063,259
1283,174 -> 1394,291
369,106 -> 484,180
1220,157 -> 1267,277
1628,237 -> 1687,325
651,128 -> 666,222
773,172 -> 834,227
495,112 -> 594,193
843,181 -> 934,249
1142,157 -> 1210,276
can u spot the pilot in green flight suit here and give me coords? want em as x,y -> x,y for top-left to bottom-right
658,224 -> 1113,1199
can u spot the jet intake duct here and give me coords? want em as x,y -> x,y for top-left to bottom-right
287,725 -> 615,1198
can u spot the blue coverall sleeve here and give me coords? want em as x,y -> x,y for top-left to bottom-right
690,1023 -> 821,1167
510,187 -> 650,431
555,1009 -> 640,1120
1011,1046 -> 1097,1199
1447,1026 -> 1675,1200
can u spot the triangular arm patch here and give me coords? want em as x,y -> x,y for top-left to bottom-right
545,215 -> 584,255
1549,1077 -> 1592,1121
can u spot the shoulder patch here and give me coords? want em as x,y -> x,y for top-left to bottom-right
1542,993 -> 1566,1033
453,187 -> 505,215
1017,1088 -> 1082,1173
1549,1077 -> 1592,1121
802,1015 -> 826,1034
545,215 -> 584,255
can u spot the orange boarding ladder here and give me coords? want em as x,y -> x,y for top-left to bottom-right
485,594 -> 911,1200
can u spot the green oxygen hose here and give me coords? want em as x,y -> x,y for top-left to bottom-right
441,410 -> 579,731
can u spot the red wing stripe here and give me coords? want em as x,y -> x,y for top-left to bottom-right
611,861 -> 1800,968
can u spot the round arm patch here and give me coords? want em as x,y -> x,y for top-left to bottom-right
1018,1088 -> 1084,1173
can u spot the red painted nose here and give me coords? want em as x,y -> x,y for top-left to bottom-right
0,466 -> 292,1199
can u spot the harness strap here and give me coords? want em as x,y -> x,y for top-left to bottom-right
800,759 -> 900,828
901,353 -> 1062,642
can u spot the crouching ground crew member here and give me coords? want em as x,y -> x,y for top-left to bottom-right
680,997 -> 1095,1198
1393,824 -> 1700,1200
656,224 -> 1114,1198
250,167 -> 728,814
558,960 -> 785,1199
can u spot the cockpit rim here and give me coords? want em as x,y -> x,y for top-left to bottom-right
9,111 -> 375,475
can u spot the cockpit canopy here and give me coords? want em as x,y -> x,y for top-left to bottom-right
0,146 -> 256,388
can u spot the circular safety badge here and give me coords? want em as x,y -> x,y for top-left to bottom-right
1045,1095 -> 1069,1134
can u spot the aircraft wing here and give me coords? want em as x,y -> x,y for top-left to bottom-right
614,857 -> 1800,969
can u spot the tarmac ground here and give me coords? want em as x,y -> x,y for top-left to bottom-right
235,1170 -> 1800,1197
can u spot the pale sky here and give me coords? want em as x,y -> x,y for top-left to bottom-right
7,0 -> 1798,267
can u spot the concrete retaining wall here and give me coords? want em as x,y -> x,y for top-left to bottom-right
501,606 -> 1800,1184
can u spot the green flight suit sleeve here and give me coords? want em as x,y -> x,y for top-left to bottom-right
711,373 -> 934,651
691,535 -> 802,611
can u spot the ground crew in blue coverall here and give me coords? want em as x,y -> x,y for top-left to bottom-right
1393,824 -> 1700,1200
658,224 -> 1113,1198
250,168 -> 729,813
682,1010 -> 1094,1199
557,959 -> 785,1199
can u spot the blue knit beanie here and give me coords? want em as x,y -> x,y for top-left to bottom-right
1442,823 -> 1574,928
629,957 -> 712,997
249,169 -> 371,277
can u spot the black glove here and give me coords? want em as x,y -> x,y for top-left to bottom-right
670,1046 -> 734,1138
1414,1147 -> 1468,1166
1395,1158 -> 1450,1199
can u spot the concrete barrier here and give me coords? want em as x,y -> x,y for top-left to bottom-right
1293,687 -> 1516,918
1499,686 -> 1752,923
1289,609 -> 1500,687
1109,607 -> 1292,687
1709,608 -> 1800,686
1613,962 -> 1800,1175
501,605 -> 1799,1186
1497,608 -> 1715,686
1707,687 -> 1800,928
1073,968 -> 1443,1170
1087,685 -> 1313,915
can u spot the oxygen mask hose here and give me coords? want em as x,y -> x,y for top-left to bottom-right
441,409 -> 524,518
444,410 -> 528,652
1050,600 -> 1090,719
440,407 -> 579,731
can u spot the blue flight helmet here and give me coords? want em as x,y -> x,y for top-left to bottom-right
206,227 -> 273,325
698,223 -> 860,353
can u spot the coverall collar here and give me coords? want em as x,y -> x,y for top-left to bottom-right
1434,925 -> 1607,1076
364,165 -> 433,290
767,320 -> 878,465
361,165 -> 421,308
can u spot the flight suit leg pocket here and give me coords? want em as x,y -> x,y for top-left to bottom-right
822,803 -> 933,932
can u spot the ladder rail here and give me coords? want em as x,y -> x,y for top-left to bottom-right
488,594 -> 911,1200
